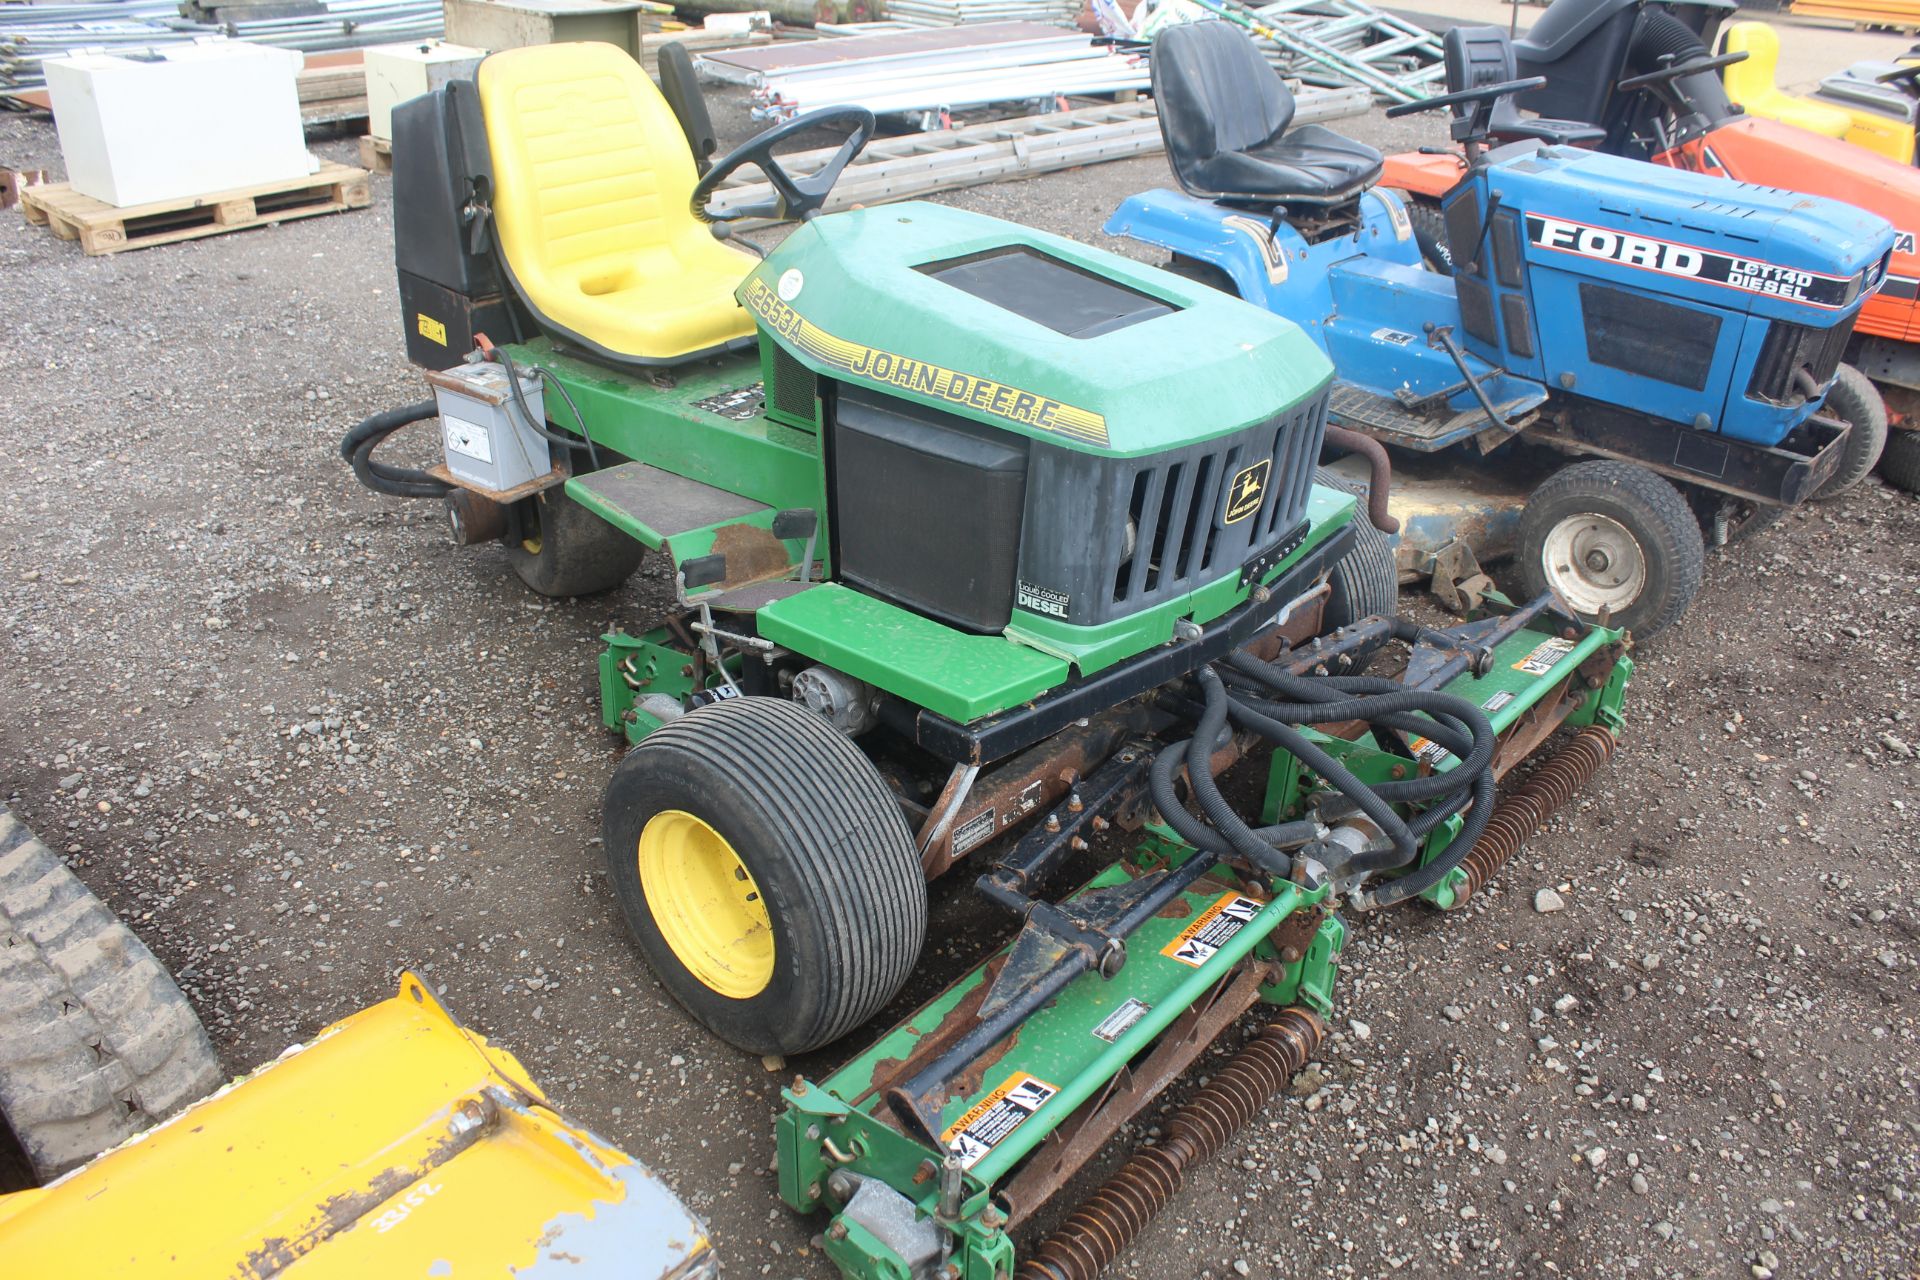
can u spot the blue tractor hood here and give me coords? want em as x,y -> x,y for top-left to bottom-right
1492,146 -> 1894,319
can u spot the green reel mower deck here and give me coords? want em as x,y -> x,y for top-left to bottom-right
777,603 -> 1633,1280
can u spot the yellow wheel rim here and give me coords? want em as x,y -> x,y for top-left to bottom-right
637,810 -> 774,999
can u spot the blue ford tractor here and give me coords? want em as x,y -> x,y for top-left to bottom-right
1106,20 -> 1894,636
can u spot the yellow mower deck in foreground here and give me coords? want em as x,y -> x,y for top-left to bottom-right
0,976 -> 715,1279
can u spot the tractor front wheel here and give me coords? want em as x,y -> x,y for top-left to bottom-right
1813,364 -> 1888,500
1516,461 -> 1704,638
505,487 -> 644,597
603,697 -> 926,1056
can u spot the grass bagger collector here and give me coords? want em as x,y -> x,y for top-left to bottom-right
343,41 -> 1637,1278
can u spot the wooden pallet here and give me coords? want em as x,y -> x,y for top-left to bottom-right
358,135 -> 394,175
19,162 -> 370,256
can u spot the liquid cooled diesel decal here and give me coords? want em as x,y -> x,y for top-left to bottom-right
742,277 -> 1110,445
1525,215 -> 1868,309
1017,581 -> 1071,618
941,1072 -> 1060,1169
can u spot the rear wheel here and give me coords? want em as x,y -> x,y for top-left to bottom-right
1402,195 -> 1453,275
1315,466 -> 1399,628
505,487 -> 644,597
1516,461 -> 1704,637
0,805 -> 220,1189
603,697 -> 926,1056
1879,428 -> 1920,493
1813,363 -> 1888,500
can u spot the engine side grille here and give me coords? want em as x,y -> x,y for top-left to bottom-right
1109,385 -> 1329,611
1747,316 -> 1855,404
767,342 -> 819,424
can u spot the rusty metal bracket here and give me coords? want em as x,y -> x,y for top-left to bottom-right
1429,539 -> 1494,615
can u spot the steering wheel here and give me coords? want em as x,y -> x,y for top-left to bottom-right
690,106 -> 875,228
1385,76 -> 1546,119
1617,50 -> 1746,95
1875,62 -> 1920,93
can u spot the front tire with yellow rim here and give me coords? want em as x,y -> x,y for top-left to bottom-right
602,696 -> 925,1055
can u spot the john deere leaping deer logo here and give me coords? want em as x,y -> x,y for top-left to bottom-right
1223,460 -> 1270,525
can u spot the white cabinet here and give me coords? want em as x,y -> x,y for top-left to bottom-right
44,42 -> 319,208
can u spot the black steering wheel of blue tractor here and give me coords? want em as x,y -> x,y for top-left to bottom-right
691,106 -> 876,228
1875,62 -> 1920,94
1384,76 -> 1546,120
1385,77 -> 1544,150
1617,50 -> 1745,95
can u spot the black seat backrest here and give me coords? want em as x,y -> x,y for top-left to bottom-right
1514,0 -> 1642,126
1153,19 -> 1296,190
1446,24 -> 1518,94
1446,25 -> 1532,136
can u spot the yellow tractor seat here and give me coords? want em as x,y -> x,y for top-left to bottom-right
476,42 -> 757,366
1721,22 -> 1853,139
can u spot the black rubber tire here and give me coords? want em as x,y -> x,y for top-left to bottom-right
1163,255 -> 1240,298
1516,461 -> 1704,638
1879,427 -> 1920,494
0,804 -> 220,1189
1316,467 -> 1400,628
1814,363 -> 1888,500
504,487 -> 644,597
602,697 -> 926,1056
1402,194 -> 1454,275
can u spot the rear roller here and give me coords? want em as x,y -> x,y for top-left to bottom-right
1516,460 -> 1704,637
602,697 -> 926,1056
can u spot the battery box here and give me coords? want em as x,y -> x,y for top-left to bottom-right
426,361 -> 551,493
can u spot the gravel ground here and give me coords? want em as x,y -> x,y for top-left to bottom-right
1,88 -> 1917,1279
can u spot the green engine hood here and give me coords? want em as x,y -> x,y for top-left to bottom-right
741,202 -> 1332,457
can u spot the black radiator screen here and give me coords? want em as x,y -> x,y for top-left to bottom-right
831,385 -> 1029,633
1578,282 -> 1721,391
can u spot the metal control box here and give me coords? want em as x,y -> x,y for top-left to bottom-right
426,362 -> 551,494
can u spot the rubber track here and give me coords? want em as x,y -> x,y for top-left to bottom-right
642,699 -> 926,1052
0,804 -> 220,1183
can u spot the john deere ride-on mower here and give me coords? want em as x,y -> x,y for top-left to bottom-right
346,41 -> 1636,1277
1107,20 -> 1895,637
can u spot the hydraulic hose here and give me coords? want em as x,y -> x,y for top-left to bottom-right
340,400 -> 450,499
1152,649 -> 1500,906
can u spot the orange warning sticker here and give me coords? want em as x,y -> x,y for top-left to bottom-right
940,1071 -> 1059,1169
1160,892 -> 1264,968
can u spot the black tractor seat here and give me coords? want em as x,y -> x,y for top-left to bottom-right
1445,25 -> 1606,146
1152,20 -> 1384,207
